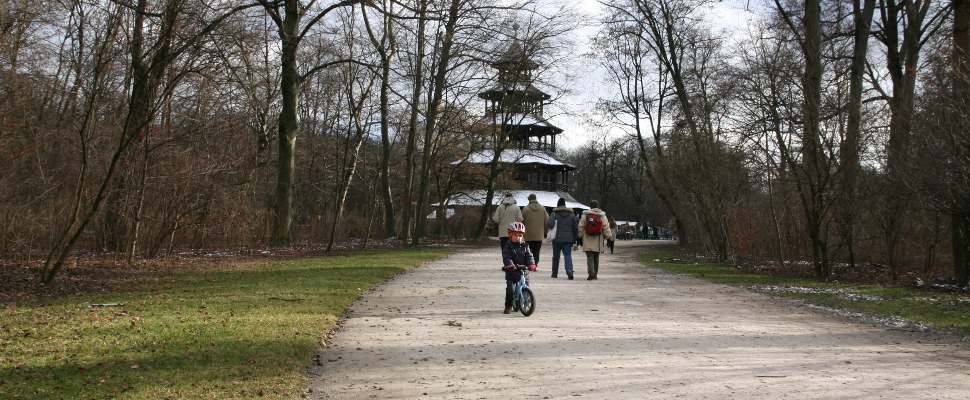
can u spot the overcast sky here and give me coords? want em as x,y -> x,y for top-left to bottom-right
547,0 -> 766,150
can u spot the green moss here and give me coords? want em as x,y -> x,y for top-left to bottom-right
0,249 -> 451,399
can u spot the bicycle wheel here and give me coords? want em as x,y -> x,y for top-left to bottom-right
519,287 -> 535,316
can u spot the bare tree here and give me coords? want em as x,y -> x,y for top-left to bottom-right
257,0 -> 364,245
362,0 -> 398,239
594,12 -> 687,244
326,51 -> 377,253
872,0 -> 950,280
913,0 -> 970,286
412,0 -> 461,244
399,0 -> 429,241
41,0 -> 264,283
838,0 -> 876,268
771,0 -> 840,279
601,0 -> 739,259
953,0 -> 970,286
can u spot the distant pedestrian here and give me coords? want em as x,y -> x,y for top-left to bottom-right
547,198 -> 578,279
521,193 -> 548,265
578,200 -> 613,280
491,191 -> 523,249
607,216 -> 617,254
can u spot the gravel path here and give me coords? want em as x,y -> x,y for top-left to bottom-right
308,240 -> 970,399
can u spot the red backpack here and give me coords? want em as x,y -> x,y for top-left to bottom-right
583,214 -> 603,235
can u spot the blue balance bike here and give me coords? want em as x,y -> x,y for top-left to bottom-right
510,265 -> 536,316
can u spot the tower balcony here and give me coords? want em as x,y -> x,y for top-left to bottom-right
524,182 -> 570,192
522,140 -> 555,153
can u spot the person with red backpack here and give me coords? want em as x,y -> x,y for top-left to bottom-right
577,200 -> 613,280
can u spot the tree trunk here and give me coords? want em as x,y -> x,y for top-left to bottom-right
325,131 -> 366,253
952,213 -> 970,287
803,0 -> 830,280
400,0 -> 428,241
127,136 -> 150,264
475,146 -> 504,238
361,175 -> 381,250
167,218 -> 179,257
374,1 -> 396,239
955,0 -> 969,93
378,65 -> 395,239
839,0 -> 876,268
41,0 -> 177,283
271,6 -> 301,246
50,4 -> 121,274
413,0 -> 461,245
952,0 -> 970,287
880,0 -> 933,281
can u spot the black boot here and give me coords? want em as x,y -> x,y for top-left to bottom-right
567,272 -> 573,280
504,285 -> 513,313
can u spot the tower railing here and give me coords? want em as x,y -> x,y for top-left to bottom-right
522,141 -> 555,152
523,182 -> 570,192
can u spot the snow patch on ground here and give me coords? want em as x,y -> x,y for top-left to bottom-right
749,285 -> 970,342
749,285 -> 885,302
801,303 -> 933,333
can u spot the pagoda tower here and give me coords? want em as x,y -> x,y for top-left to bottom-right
440,36 -> 587,211
480,40 -> 561,154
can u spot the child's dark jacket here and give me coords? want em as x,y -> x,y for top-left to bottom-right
501,241 -> 535,282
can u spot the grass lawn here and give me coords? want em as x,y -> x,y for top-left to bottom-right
0,249 -> 451,399
640,246 -> 970,336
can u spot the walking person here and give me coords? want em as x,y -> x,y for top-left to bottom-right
547,198 -> 578,279
578,200 -> 613,280
607,216 -> 617,254
491,191 -> 523,249
521,193 -> 548,265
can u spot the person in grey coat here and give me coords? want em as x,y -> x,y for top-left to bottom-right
491,191 -> 523,249
546,198 -> 579,279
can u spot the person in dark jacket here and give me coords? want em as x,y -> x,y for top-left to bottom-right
546,198 -> 578,280
502,221 -> 536,314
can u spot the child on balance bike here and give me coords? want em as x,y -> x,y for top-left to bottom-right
502,221 -> 537,314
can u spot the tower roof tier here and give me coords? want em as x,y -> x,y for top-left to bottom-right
491,41 -> 539,70
452,149 -> 575,171
482,113 -> 563,137
478,82 -> 550,101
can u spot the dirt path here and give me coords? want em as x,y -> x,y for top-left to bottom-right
308,241 -> 970,399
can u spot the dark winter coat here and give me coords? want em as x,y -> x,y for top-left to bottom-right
501,240 -> 534,282
546,207 -> 579,244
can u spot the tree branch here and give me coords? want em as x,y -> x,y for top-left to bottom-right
298,0 -> 362,42
256,0 -> 284,29
301,58 -> 377,81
